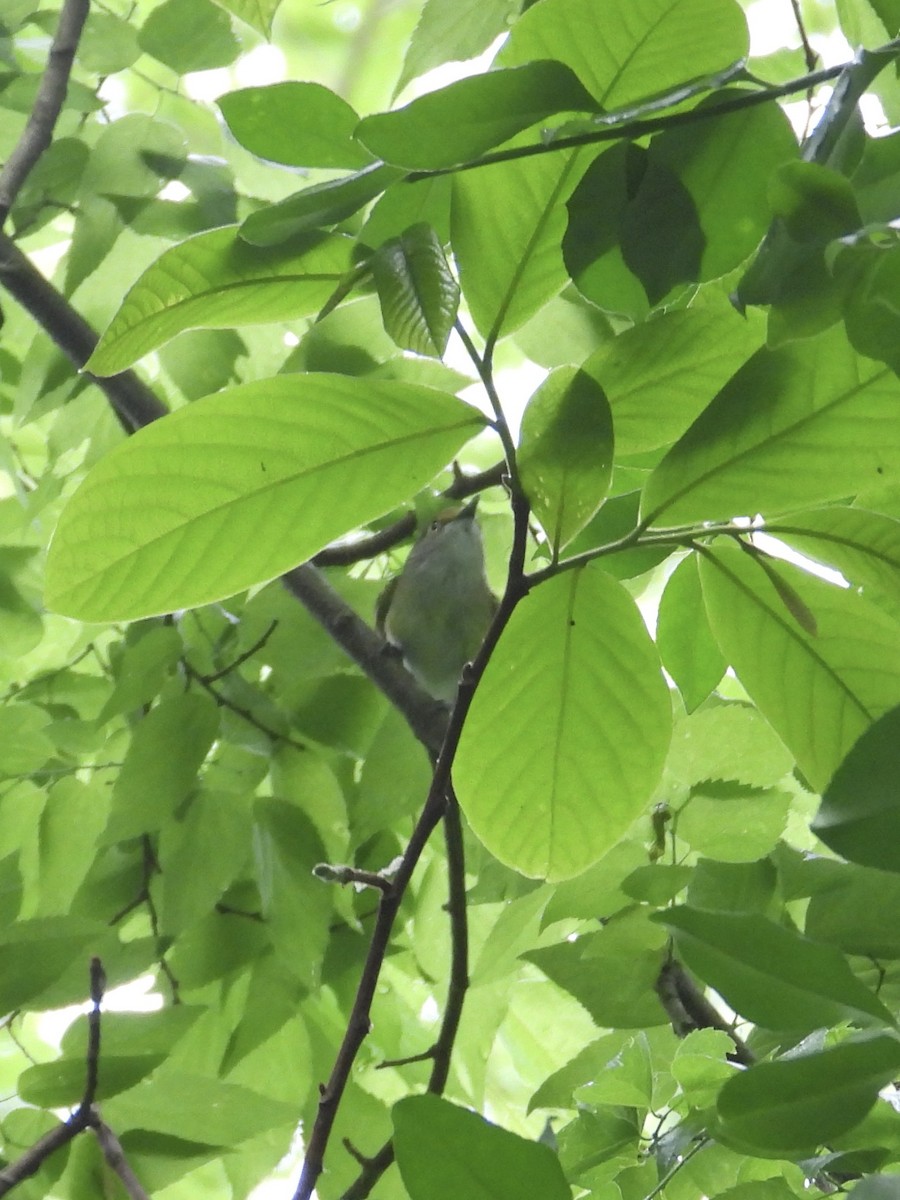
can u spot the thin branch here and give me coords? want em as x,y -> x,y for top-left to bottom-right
0,959 -> 108,1197
181,657 -> 307,751
789,0 -> 818,76
313,863 -> 395,894
0,0 -> 90,223
0,234 -> 168,432
428,786 -> 469,1094
200,619 -> 279,684
312,463 -> 506,569
641,1135 -> 710,1200
92,1122 -> 150,1200
405,47 -> 899,181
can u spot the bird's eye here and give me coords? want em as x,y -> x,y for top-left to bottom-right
430,520 -> 441,532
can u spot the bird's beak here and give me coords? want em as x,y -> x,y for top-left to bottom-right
459,496 -> 479,520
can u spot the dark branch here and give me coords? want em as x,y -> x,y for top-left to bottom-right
92,1122 -> 151,1200
282,563 -> 450,755
0,234 -> 168,433
405,44 -> 900,180
0,0 -> 89,223
0,959 -> 109,1197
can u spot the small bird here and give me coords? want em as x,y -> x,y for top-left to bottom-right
376,498 -> 497,702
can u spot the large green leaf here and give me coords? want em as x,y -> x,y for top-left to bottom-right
654,906 -> 893,1030
455,566 -> 671,880
452,148 -> 585,341
87,228 -> 352,375
518,367 -> 614,553
768,507 -> 900,606
45,375 -> 484,621
642,326 -> 900,525
717,1033 -> 900,1156
698,542 -> 900,790
218,83 -> 370,169
356,62 -> 599,170
582,299 -> 765,456
498,0 -> 749,107
813,705 -> 900,872
138,0 -> 239,73
393,1095 -> 570,1200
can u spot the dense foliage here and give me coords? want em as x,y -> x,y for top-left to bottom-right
1,0 -> 900,1198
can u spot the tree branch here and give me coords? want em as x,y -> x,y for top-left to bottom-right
405,44 -> 900,180
0,0 -> 89,224
0,958 -> 109,1197
92,1122 -> 151,1200
0,233 -> 168,432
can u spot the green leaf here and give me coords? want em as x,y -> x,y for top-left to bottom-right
526,909 -> 670,1028
455,566 -> 672,880
769,506 -> 900,607
649,94 -> 798,280
218,83 -> 371,169
80,115 -> 186,199
103,1071 -> 297,1145
19,1055 -> 162,1108
0,918 -> 110,1012
97,626 -> 183,724
677,781 -> 791,862
499,0 -> 749,107
239,164 -> 401,247
86,228 -> 352,375
138,0 -> 240,73
160,791 -> 253,934
698,542 -> 900,790
103,693 -> 220,842
805,862 -> 900,959
0,704 -> 53,776
653,907 -> 893,1030
25,778 -> 110,918
835,240 -> 900,373
393,1094 -> 570,1200
371,222 -> 460,355
769,161 -> 862,243
717,1033 -> 900,1155
78,12 -> 141,74
357,62 -> 599,170
452,148 -> 584,341
397,0 -> 517,94
656,554 -> 727,712
212,0 -> 279,36
518,368 -> 614,553
642,326 -> 900,525
582,298 -> 765,456
45,375 -> 484,621
813,705 -> 900,872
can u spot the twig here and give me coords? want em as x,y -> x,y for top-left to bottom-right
0,959 -> 108,1196
427,786 -> 469,1094
200,619 -> 279,684
405,46 -> 900,180
0,0 -> 89,223
108,838 -> 181,1003
789,0 -> 818,76
92,1121 -> 150,1200
313,863 -> 395,894
181,657 -> 307,752
641,1135 -> 709,1200
313,514 -> 418,567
